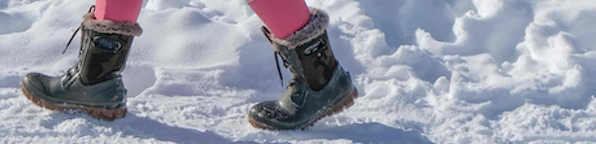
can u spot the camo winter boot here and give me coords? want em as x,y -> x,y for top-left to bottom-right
248,8 -> 358,130
20,7 -> 143,121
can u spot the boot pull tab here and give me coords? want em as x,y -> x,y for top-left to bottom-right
63,5 -> 96,54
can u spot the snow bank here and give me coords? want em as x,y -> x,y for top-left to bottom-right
1,0 -> 595,143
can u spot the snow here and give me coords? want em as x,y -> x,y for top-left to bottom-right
1,0 -> 596,143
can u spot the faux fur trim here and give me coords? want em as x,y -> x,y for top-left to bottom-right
82,13 -> 143,36
270,8 -> 329,48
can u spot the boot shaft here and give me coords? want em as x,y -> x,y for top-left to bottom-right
293,31 -> 337,91
78,27 -> 134,85
75,12 -> 143,85
271,31 -> 337,91
264,8 -> 336,91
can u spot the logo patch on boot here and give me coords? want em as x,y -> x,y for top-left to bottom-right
94,37 -> 122,51
303,39 -> 326,56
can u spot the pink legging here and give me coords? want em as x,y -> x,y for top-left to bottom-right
95,0 -> 310,39
94,0 -> 142,24
248,0 -> 310,39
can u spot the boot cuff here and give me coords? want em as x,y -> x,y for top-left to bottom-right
270,8 -> 329,48
82,13 -> 143,36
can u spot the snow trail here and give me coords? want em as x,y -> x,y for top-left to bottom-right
1,0 -> 596,143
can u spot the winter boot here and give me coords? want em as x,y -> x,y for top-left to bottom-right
248,8 -> 358,130
20,7 -> 143,121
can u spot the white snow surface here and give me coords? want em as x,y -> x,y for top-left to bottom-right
1,0 -> 596,143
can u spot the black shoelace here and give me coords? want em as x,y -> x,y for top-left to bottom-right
274,52 -> 284,87
62,5 -> 95,54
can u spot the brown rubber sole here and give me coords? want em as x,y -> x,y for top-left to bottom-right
248,89 -> 359,130
20,82 -> 127,121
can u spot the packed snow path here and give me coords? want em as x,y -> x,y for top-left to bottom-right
1,0 -> 596,143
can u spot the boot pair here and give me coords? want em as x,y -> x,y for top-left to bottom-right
20,7 -> 357,130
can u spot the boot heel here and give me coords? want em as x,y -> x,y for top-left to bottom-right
302,88 -> 358,130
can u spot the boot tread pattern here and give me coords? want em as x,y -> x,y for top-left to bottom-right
20,82 -> 127,121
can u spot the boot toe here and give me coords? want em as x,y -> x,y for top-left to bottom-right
249,101 -> 301,129
250,101 -> 288,121
22,73 -> 48,92
249,102 -> 271,119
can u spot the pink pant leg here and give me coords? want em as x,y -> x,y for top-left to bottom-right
95,0 -> 143,23
248,0 -> 310,39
